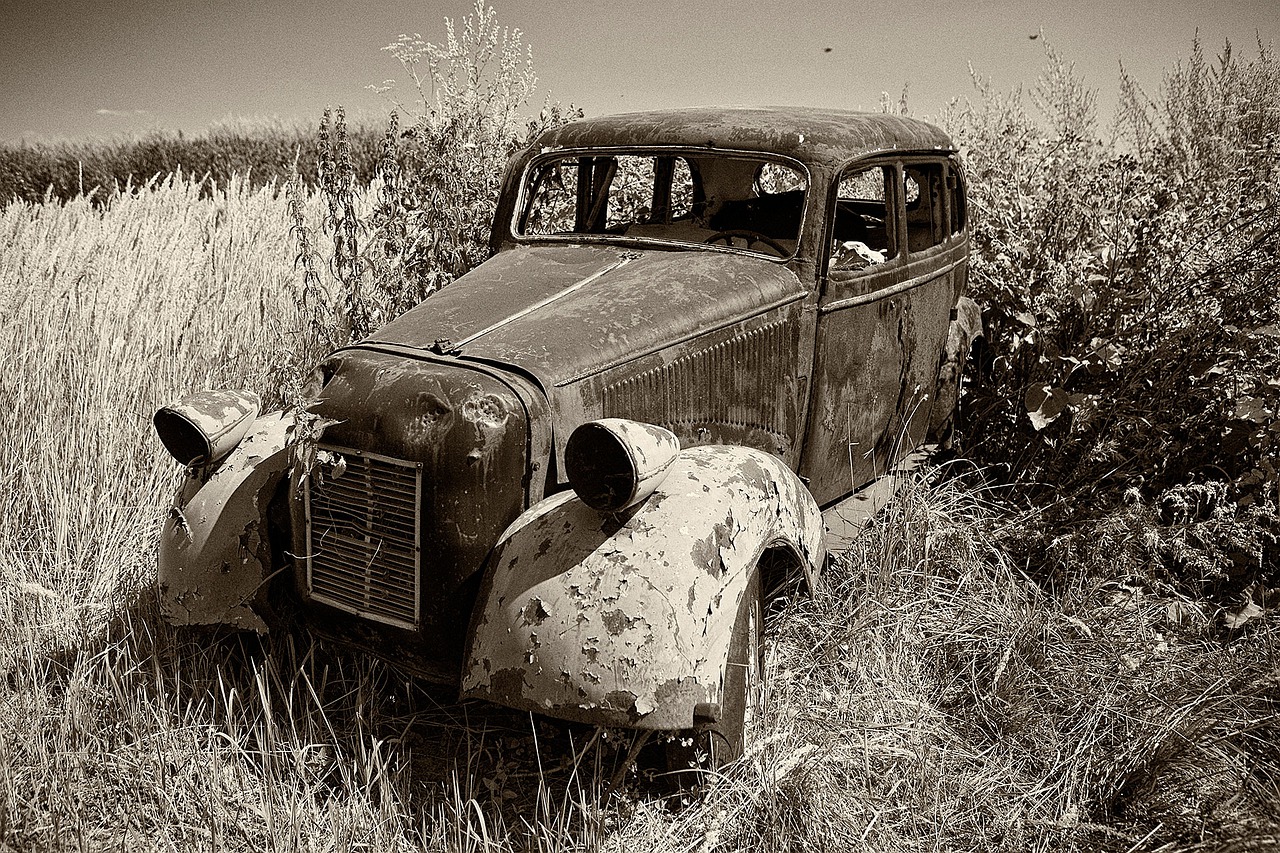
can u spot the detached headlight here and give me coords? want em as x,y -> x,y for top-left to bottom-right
565,418 -> 680,513
154,389 -> 260,468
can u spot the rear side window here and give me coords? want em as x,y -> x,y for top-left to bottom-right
830,164 -> 897,271
904,163 -> 946,253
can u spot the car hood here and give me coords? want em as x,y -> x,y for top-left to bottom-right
365,244 -> 804,387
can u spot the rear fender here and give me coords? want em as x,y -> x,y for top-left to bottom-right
929,296 -> 984,440
461,444 -> 824,729
158,413 -> 293,632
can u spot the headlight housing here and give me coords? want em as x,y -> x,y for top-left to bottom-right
154,389 -> 260,468
565,418 -> 679,513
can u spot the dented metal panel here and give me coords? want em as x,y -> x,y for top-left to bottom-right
158,413 -> 293,632
461,444 -> 824,729
154,108 -> 973,730
365,245 -> 808,477
291,348 -> 532,668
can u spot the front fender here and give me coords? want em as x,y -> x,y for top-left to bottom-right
158,413 -> 293,632
461,444 -> 824,729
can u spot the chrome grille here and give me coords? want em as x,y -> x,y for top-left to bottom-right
304,446 -> 422,629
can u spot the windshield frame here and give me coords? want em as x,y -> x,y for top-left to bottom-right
510,145 -> 813,263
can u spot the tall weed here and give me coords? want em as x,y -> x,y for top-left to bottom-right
287,2 -> 580,348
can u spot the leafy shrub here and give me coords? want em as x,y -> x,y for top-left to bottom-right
943,39 -> 1280,598
288,1 -> 580,351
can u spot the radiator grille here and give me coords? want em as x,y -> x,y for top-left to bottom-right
304,446 -> 422,629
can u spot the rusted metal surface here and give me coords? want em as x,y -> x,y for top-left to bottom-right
153,389 -> 260,468
822,444 -> 936,552
158,413 -> 292,632
461,444 -> 823,729
367,245 -> 804,392
532,108 -> 954,171
291,348 -> 536,669
929,296 -> 984,441
155,107 -> 977,735
365,244 -> 809,474
802,241 -> 968,506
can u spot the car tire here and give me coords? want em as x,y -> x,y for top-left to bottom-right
665,567 -> 765,783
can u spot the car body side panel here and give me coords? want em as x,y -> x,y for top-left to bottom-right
461,444 -> 824,729
802,240 -> 967,506
563,299 -> 808,471
158,413 -> 294,633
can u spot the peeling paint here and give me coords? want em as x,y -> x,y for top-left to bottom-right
156,110 -> 970,744
521,597 -> 549,626
154,389 -> 260,468
158,413 -> 294,633
462,443 -> 823,729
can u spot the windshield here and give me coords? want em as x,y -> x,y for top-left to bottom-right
515,150 -> 808,259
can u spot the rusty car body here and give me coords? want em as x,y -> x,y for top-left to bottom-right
154,107 -> 981,764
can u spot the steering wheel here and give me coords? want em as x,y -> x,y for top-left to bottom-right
704,229 -> 789,257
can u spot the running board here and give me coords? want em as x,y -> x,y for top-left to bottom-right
821,445 -> 937,553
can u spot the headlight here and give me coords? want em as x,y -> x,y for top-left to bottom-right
564,418 -> 680,513
154,389 -> 260,467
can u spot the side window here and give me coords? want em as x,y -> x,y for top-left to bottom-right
522,159 -> 580,235
904,163 -> 946,252
830,164 -> 896,271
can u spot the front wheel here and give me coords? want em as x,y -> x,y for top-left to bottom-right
665,568 -> 765,779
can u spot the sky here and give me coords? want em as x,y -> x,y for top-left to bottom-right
1,0 -> 1276,144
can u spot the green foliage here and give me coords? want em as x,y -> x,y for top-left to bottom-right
943,39 -> 1280,596
0,120 -> 383,204
289,1 -> 581,346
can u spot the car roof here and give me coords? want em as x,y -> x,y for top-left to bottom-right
533,106 -> 955,168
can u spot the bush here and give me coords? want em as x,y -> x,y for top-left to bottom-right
287,1 -> 580,353
942,39 -> 1280,599
0,120 -> 384,204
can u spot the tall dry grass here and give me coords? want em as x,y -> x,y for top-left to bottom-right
0,174 -> 303,659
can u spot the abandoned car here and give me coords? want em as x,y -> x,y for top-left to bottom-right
154,107 -> 981,765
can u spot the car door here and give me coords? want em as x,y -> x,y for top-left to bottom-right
799,156 -> 963,506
